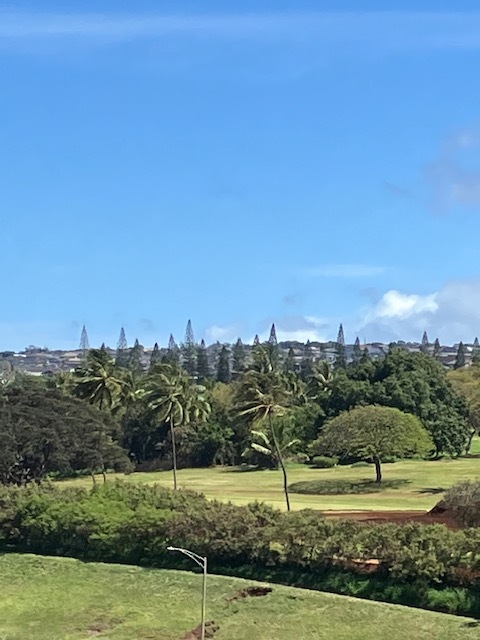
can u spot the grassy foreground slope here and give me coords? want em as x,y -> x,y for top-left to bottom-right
0,555 -> 479,640
61,456 -> 480,511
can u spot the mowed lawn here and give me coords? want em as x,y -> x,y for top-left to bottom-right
61,454 -> 480,512
1,554 -> 479,640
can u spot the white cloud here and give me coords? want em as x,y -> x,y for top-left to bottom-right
360,279 -> 480,343
3,11 -> 480,52
424,127 -> 480,213
366,290 -> 438,321
205,324 -> 238,343
259,315 -> 329,343
302,264 -> 386,278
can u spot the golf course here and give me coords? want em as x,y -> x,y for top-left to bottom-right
61,451 -> 480,513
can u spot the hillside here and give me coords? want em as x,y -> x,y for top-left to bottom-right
0,554 -> 479,640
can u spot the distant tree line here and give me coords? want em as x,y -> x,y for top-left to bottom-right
0,317 -> 475,508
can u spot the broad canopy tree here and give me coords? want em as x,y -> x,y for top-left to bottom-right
312,405 -> 433,483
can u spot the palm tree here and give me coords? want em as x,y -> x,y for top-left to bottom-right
237,370 -> 293,510
307,360 -> 335,400
141,364 -> 210,490
244,425 -> 300,469
73,348 -> 135,415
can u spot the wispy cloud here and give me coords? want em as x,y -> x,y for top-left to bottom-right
301,264 -> 387,278
3,11 -> 480,52
424,128 -> 480,214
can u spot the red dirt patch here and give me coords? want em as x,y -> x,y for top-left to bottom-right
183,620 -> 219,639
322,507 -> 460,529
227,586 -> 273,603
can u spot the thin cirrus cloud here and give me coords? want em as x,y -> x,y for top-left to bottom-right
3,10 -> 480,52
301,264 -> 387,278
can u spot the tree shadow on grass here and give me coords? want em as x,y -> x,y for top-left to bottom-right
221,465 -> 265,473
289,479 -> 411,495
415,487 -> 447,495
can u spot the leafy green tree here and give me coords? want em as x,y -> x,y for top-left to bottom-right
312,405 -> 433,483
325,349 -> 470,457
232,338 -> 246,377
448,366 -> 480,451
216,345 -> 231,383
196,339 -> 211,383
0,379 -> 130,484
455,342 -> 466,370
141,365 -> 210,489
237,369 -> 292,510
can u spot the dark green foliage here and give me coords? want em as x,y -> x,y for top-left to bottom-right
310,456 -> 339,468
232,338 -> 246,377
128,338 -> 144,377
352,337 -> 362,365
420,331 -> 430,354
216,345 -> 231,383
455,342 -> 466,370
441,481 -> 480,527
300,340 -> 314,379
196,339 -> 211,382
163,334 -> 180,367
116,327 -> 128,367
284,347 -> 296,373
149,343 -> 161,372
1,483 -> 480,617
326,350 -> 470,457
335,324 -> 347,369
311,405 -> 433,482
182,320 -> 197,377
0,380 -> 130,484
289,479 -> 409,494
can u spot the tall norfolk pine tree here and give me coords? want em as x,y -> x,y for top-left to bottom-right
182,320 -> 197,377
335,323 -> 347,369
217,345 -> 231,383
420,331 -> 430,354
232,338 -> 246,376
196,339 -> 210,382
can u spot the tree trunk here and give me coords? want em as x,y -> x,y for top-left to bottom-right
373,455 -> 382,483
269,413 -> 291,511
101,461 -> 107,484
466,429 -> 476,454
91,467 -> 97,486
170,419 -> 178,491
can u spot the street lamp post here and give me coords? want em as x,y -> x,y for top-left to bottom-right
167,546 -> 207,640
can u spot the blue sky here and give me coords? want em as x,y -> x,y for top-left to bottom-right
2,1 -> 480,350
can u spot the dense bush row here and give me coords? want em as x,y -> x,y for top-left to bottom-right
1,482 -> 480,617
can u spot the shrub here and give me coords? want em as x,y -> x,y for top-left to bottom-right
311,456 -> 339,469
350,461 -> 371,468
442,481 -> 480,527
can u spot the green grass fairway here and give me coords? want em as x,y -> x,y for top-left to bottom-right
61,455 -> 480,511
0,554 -> 479,640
